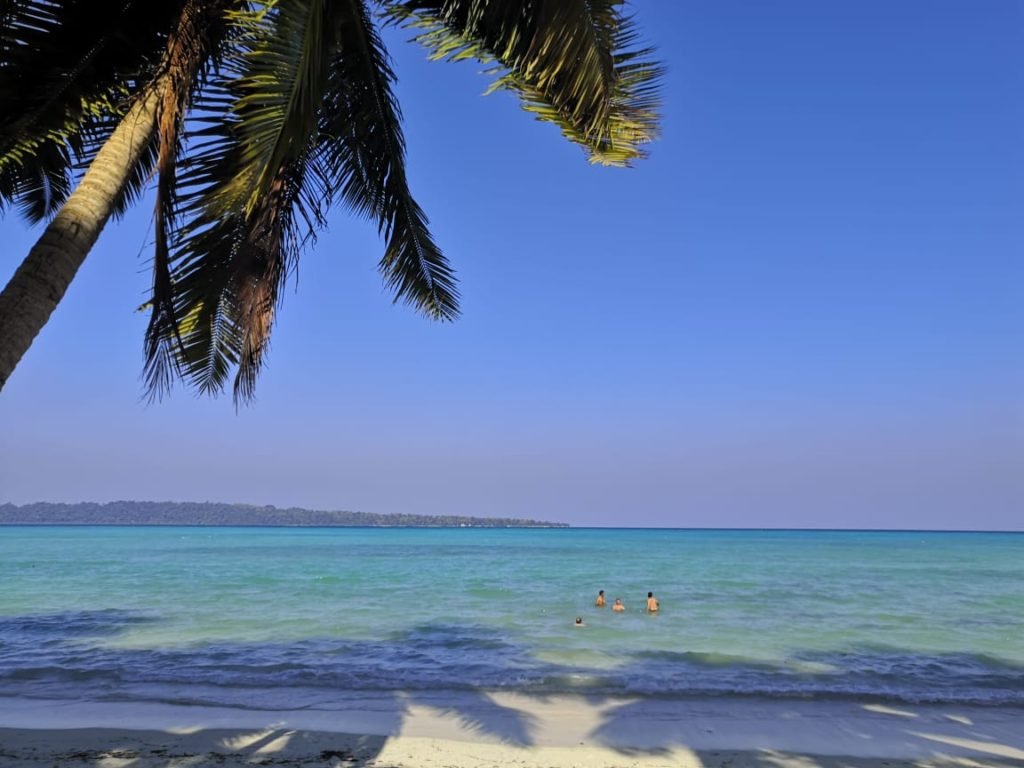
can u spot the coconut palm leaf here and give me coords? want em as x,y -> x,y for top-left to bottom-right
383,0 -> 662,166
146,0 -> 457,402
0,0 -> 182,221
0,141 -> 72,222
146,0 -> 341,400
146,0 -> 236,398
322,0 -> 458,321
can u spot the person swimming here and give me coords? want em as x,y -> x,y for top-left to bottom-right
574,616 -> 585,627
612,598 -> 625,612
646,591 -> 659,613
595,590 -> 606,607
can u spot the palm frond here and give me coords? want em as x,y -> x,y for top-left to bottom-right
323,0 -> 458,320
0,0 -> 183,221
146,0 -> 338,401
149,0 -> 457,402
384,0 -> 663,166
145,0 -> 236,398
0,141 -> 72,221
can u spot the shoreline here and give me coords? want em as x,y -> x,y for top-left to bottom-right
2,694 -> 1023,767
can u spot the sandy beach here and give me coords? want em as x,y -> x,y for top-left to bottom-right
2,694 -> 1023,768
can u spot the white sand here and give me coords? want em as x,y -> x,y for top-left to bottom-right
1,694 -> 1022,767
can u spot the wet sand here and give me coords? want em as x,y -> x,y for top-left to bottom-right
1,693 -> 1022,767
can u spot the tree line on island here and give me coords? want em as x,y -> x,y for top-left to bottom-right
0,501 -> 567,528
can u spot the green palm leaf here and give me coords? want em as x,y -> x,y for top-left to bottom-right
323,0 -> 458,321
146,0 -> 237,398
0,0 -> 182,221
147,0 -> 457,402
384,0 -> 662,166
146,0 -> 340,401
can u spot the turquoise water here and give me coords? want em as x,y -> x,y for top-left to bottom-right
0,527 -> 1022,706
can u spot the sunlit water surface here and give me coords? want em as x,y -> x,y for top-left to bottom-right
1,527 -> 1021,707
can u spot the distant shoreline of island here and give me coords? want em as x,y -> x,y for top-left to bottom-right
0,501 -> 569,529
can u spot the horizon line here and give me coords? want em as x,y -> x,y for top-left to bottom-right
0,522 -> 1021,534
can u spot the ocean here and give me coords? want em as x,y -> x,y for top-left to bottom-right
0,527 -> 1021,708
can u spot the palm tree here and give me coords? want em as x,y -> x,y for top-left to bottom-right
0,0 -> 231,390
0,0 -> 662,401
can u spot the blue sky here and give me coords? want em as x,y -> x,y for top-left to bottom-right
1,0 -> 1021,528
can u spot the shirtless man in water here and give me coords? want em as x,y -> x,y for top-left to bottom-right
595,590 -> 606,607
612,598 -> 625,612
646,591 -> 659,613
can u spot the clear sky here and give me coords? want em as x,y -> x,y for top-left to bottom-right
1,1 -> 1021,529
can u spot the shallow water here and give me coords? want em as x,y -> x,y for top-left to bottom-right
0,527 -> 1021,706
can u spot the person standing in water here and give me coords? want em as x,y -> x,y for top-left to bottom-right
612,598 -> 625,612
646,591 -> 659,613
595,590 -> 606,607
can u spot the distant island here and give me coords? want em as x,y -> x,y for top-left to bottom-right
0,501 -> 568,528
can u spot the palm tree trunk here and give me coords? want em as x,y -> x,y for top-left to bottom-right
0,86 -> 161,393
